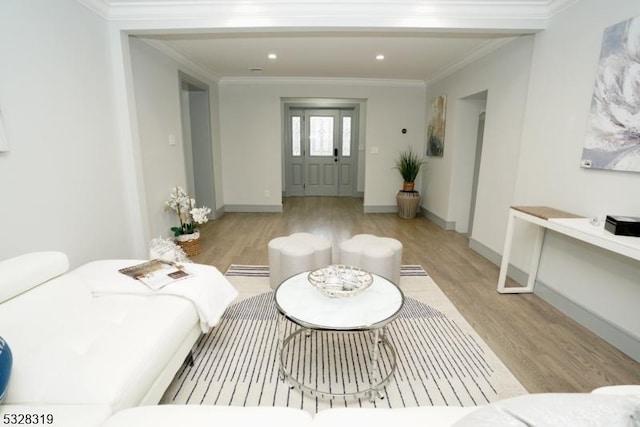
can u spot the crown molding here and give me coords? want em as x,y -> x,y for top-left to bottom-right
76,0 -> 111,19
427,37 -> 517,84
74,0 -> 560,31
547,0 -> 583,17
140,38 -> 220,82
218,76 -> 426,88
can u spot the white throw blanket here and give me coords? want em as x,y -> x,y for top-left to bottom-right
68,260 -> 239,333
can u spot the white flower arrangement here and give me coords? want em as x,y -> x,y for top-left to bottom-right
149,237 -> 191,263
165,186 -> 211,236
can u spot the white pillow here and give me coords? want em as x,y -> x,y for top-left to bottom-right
0,252 -> 69,303
452,393 -> 640,427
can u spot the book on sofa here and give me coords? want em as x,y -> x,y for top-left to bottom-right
119,260 -> 192,290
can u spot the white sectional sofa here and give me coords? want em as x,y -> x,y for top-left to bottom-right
1,252 -> 639,426
102,388 -> 640,427
102,404 -> 475,427
0,252 -> 237,426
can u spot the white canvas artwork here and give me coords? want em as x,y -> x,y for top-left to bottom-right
581,16 -> 640,172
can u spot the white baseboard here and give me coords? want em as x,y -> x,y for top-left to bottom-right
420,207 -> 456,230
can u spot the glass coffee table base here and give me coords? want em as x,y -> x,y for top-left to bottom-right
277,319 -> 397,402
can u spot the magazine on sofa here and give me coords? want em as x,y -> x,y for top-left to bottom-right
119,259 -> 192,290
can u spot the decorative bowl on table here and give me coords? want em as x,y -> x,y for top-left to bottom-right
307,265 -> 373,297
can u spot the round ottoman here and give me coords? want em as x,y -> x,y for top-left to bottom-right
268,232 -> 332,289
339,234 -> 403,285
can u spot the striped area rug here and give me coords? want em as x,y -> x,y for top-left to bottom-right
161,266 -> 527,414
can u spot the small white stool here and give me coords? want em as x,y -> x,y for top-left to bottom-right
268,232 -> 332,289
339,234 -> 403,285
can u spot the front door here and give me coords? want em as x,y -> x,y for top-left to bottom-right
285,107 -> 357,196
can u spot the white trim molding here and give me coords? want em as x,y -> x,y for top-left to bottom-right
219,76 -> 426,87
73,0 -> 578,31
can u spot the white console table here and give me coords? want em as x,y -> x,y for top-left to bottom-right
497,206 -> 640,293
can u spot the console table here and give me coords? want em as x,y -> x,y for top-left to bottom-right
497,206 -> 640,293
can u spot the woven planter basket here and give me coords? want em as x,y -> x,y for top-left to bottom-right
176,231 -> 201,257
396,191 -> 421,219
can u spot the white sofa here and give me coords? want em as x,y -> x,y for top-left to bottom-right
0,252 -> 237,427
102,387 -> 640,427
2,252 -> 639,426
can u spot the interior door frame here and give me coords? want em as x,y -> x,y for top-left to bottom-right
178,71 -> 216,218
283,100 -> 360,197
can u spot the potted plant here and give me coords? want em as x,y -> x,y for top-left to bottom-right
165,186 -> 211,257
394,147 -> 426,192
394,148 -> 426,218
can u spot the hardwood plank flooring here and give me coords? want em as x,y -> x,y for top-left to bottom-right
193,196 -> 640,394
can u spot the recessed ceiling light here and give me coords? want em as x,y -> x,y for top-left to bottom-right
376,54 -> 385,60
268,53 -> 277,60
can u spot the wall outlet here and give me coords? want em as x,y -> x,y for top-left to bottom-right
168,134 -> 177,146
264,190 -> 270,197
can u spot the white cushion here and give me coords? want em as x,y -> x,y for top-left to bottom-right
102,405 -> 313,427
313,406 -> 477,427
592,385 -> 640,396
451,393 -> 640,426
0,252 -> 69,303
3,294 -> 197,410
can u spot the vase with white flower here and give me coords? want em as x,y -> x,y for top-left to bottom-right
164,186 -> 211,257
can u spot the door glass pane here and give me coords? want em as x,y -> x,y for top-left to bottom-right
292,116 -> 301,156
342,117 -> 351,156
309,116 -> 334,156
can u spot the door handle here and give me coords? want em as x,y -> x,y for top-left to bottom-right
334,148 -> 338,157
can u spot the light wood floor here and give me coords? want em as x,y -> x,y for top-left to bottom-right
193,196 -> 640,393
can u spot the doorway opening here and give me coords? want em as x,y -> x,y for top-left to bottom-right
284,102 -> 361,197
179,72 -> 216,218
456,90 -> 488,236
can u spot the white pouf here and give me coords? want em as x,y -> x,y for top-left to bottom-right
268,232 -> 332,289
339,234 -> 403,285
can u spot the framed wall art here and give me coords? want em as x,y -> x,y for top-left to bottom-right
426,94 -> 446,157
581,16 -> 640,172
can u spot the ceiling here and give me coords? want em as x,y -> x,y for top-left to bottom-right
143,31 -> 517,81
79,0 -> 581,82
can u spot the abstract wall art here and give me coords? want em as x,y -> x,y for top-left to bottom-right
581,16 -> 640,172
426,95 -> 446,157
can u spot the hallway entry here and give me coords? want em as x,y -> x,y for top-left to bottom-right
284,105 -> 359,196
179,73 -> 216,218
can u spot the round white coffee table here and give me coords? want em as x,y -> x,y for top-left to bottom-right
274,270 -> 404,401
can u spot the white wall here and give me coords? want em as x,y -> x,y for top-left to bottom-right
128,38 -> 223,240
422,36 -> 535,239
512,0 -> 640,357
0,0 -> 132,266
218,79 -> 426,210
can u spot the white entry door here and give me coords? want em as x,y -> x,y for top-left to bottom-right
285,107 -> 357,196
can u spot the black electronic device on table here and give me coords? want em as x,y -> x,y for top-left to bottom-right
604,215 -> 640,237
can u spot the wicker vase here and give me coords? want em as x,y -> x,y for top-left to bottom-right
176,230 -> 201,257
396,191 -> 421,219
